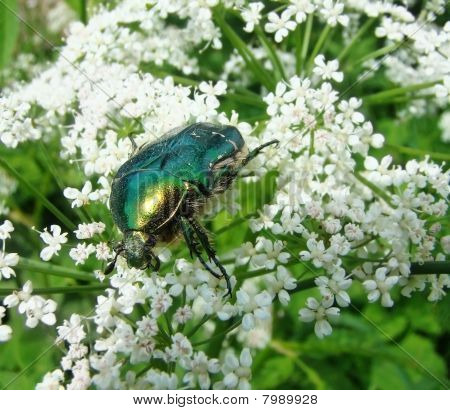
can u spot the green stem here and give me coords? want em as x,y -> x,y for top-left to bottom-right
338,18 -> 376,62
80,0 -> 87,24
354,172 -> 394,207
355,42 -> 399,65
0,284 -> 107,296
410,261 -> 450,275
295,24 -> 303,74
193,318 -> 243,347
255,25 -> 286,81
215,213 -> 257,235
306,24 -> 332,74
186,314 -> 212,338
299,14 -> 313,74
364,81 -> 440,104
309,129 -> 315,156
386,144 -> 450,162
0,156 -> 76,230
288,278 -> 316,294
224,92 -> 266,108
18,258 -> 96,282
214,12 -> 275,90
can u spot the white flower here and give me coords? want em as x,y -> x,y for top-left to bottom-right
264,9 -> 296,43
363,268 -> 399,307
249,204 -> 280,232
174,305 -> 193,324
19,295 -> 57,328
434,76 -> 450,101
0,306 -> 12,342
313,55 -> 343,82
321,0 -> 348,27
36,370 -> 65,390
74,222 -> 105,239
216,348 -> 252,390
0,250 -> 19,279
0,220 -> 14,240
198,80 -> 227,107
167,333 -> 192,361
264,265 -> 297,305
0,324 -> 12,342
181,351 -> 220,389
146,369 -> 178,390
299,297 -> 340,338
236,289 -> 272,331
39,225 -> 68,261
69,243 -> 95,265
315,269 -> 352,307
4,280 -> 33,308
287,0 -> 315,23
64,181 -> 99,208
241,2 -> 264,33
57,314 -> 86,345
253,238 -> 290,269
299,238 -> 333,268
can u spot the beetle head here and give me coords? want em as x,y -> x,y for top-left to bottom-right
104,231 -> 154,274
123,231 -> 149,269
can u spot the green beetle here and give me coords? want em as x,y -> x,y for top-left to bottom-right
106,122 -> 278,296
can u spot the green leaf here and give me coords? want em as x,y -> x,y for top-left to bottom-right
252,356 -> 295,389
65,0 -> 87,23
370,360 -> 412,389
0,0 -> 20,68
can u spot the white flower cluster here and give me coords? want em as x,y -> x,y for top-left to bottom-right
0,0 -> 448,390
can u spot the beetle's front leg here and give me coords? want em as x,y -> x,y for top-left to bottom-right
144,234 -> 160,271
104,242 -> 125,275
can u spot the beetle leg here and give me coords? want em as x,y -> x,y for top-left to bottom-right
180,217 -> 232,297
104,245 -> 124,275
186,217 -> 232,298
144,235 -> 160,271
184,179 -> 210,197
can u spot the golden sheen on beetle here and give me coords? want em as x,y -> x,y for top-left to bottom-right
106,122 -> 278,297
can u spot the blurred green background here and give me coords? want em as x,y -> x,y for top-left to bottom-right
0,0 -> 448,389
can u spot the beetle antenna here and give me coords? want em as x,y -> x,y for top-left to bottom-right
242,139 -> 279,167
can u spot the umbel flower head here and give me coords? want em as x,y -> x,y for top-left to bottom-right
0,0 -> 448,391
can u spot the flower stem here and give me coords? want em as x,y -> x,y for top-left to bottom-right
295,24 -> 303,74
299,14 -> 313,74
354,172 -> 395,207
193,318 -> 242,346
18,258 -> 96,282
355,42 -> 399,65
0,156 -> 76,230
255,25 -> 286,81
410,261 -> 450,275
214,12 -> 275,90
186,314 -> 212,338
364,81 -> 440,104
0,284 -> 107,296
306,24 -> 332,74
386,144 -> 450,162
338,18 -> 376,62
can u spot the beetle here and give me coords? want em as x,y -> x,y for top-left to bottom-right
105,122 -> 278,296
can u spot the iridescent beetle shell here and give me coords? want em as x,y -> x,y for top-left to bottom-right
107,122 -> 278,296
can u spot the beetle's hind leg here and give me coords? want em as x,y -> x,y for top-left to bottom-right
180,217 -> 232,297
